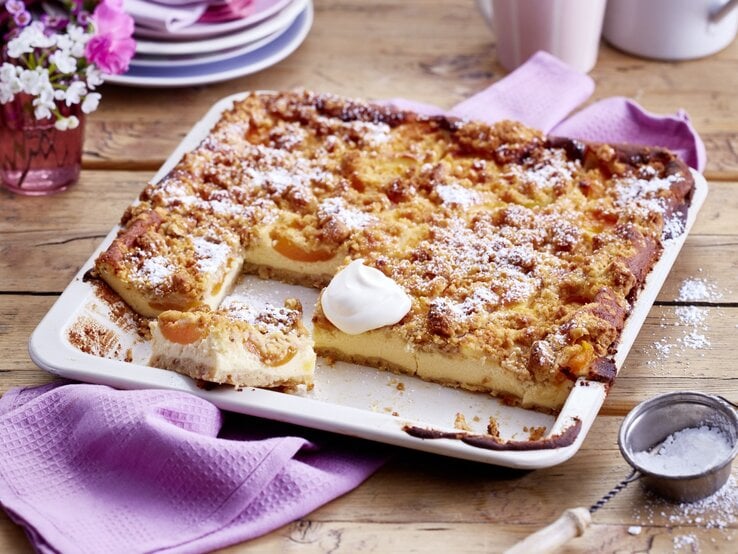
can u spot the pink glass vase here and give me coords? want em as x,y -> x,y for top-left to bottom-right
0,95 -> 85,196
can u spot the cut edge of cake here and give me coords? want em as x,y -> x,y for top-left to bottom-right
149,298 -> 315,389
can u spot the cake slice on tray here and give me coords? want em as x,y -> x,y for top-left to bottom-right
95,206 -> 244,318
150,298 -> 315,389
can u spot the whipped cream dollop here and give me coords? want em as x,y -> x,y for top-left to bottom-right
321,259 -> 411,335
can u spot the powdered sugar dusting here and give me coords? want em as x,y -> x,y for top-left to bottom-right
502,149 -> 577,191
632,425 -> 733,476
137,256 -> 173,286
351,120 -> 391,146
670,476 -> 738,529
678,278 -> 723,302
662,212 -> 686,242
646,276 -> 725,367
220,299 -> 296,333
192,237 -> 230,275
674,306 -> 708,326
424,217 -> 546,306
613,172 -> 688,242
430,287 -> 501,322
240,145 -> 334,202
673,534 -> 698,550
436,183 -> 481,208
614,174 -> 678,206
318,197 -> 375,230
681,331 -> 711,349
635,477 -> 738,551
244,166 -> 294,192
647,305 -> 712,366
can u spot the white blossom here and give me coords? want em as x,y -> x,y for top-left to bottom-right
85,66 -> 104,88
55,35 -> 73,52
0,63 -> 22,103
64,80 -> 86,105
55,117 -> 70,131
32,85 -> 55,120
0,63 -> 21,85
7,33 -> 34,58
2,20 -> 102,124
8,24 -> 56,57
55,115 -> 80,131
66,25 -> 89,57
19,68 -> 50,95
50,50 -> 78,74
81,92 -> 101,114
28,22 -> 56,49
0,85 -> 14,104
33,100 -> 53,120
67,25 -> 88,43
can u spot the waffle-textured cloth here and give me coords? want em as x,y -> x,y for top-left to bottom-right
0,383 -> 387,553
389,51 -> 706,171
0,50 -> 706,554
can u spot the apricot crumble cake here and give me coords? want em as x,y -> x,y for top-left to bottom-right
150,298 -> 315,389
94,90 -> 694,410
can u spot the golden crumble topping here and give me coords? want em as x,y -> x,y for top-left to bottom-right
95,90 -> 694,400
155,298 -> 307,367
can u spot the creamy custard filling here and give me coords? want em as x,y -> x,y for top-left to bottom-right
149,299 -> 316,389
312,323 -> 571,412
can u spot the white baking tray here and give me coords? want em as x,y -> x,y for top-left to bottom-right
29,93 -> 708,469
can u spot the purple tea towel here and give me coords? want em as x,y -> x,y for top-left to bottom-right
0,383 -> 387,554
449,51 -> 595,132
551,97 -> 707,173
387,51 -> 706,172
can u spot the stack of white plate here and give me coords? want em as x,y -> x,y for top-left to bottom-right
107,0 -> 313,87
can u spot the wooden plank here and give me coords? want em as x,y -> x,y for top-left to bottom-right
3,513 -> 731,554
0,517 -> 30,554
2,173 -> 737,298
76,0 -> 738,178
212,522 -> 736,553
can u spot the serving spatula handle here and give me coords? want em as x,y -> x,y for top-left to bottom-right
504,507 -> 591,554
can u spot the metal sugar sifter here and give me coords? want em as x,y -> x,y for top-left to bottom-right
506,391 -> 738,554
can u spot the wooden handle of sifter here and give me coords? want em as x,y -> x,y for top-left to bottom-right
504,507 -> 591,554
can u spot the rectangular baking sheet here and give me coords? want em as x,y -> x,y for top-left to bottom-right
29,93 -> 708,469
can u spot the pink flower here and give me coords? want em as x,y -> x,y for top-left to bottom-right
85,0 -> 135,75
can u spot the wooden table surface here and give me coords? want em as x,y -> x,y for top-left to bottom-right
2,1 -> 738,552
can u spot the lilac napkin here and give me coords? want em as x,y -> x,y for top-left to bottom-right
199,0 -> 258,24
124,0 -> 208,32
125,0 -> 276,32
0,383 -> 387,554
552,97 -> 706,173
388,51 -> 706,172
0,50 -> 707,554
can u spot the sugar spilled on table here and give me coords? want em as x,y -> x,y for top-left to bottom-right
647,275 -> 731,367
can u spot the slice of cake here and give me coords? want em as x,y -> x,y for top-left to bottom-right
95,207 -> 244,317
149,298 -> 315,389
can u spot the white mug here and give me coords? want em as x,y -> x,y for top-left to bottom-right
476,0 -> 607,73
603,0 -> 738,60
